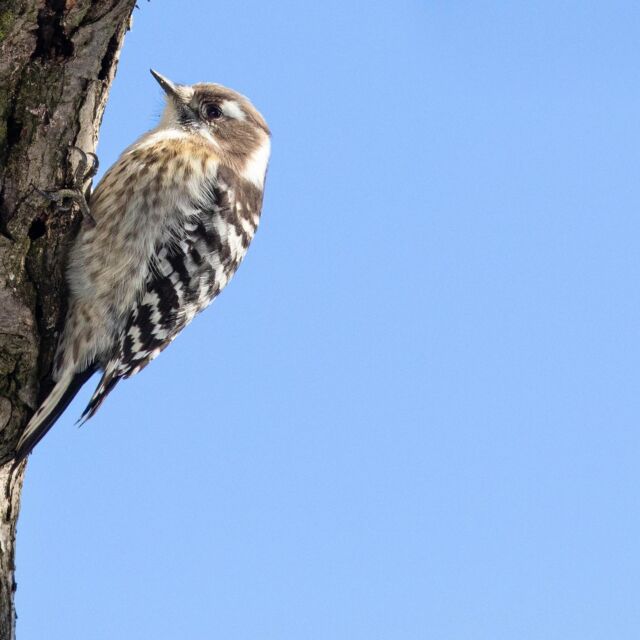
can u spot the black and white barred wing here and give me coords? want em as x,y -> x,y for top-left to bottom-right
81,201 -> 249,421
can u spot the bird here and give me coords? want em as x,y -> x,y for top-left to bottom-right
15,70 -> 271,461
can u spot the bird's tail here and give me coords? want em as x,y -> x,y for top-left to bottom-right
78,369 -> 120,426
15,366 -> 96,462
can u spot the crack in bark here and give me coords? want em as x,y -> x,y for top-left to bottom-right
33,0 -> 75,60
98,30 -> 121,80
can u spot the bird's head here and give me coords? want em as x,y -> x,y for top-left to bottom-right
150,69 -> 270,186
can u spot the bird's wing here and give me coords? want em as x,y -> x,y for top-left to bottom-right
79,179 -> 256,422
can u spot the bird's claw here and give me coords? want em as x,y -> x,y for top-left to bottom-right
36,187 -> 96,226
69,145 -> 99,186
35,187 -> 58,202
36,145 -> 99,226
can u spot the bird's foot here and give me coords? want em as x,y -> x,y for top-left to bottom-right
70,145 -> 99,187
37,146 -> 99,226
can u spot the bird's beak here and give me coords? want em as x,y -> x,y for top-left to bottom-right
150,69 -> 181,101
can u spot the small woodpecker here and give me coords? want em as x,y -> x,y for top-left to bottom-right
16,70 -> 271,460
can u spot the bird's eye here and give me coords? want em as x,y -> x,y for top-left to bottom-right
202,103 -> 223,120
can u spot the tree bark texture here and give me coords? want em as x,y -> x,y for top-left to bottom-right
0,1 -> 136,637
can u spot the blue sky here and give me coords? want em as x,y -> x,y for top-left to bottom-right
16,2 -> 640,638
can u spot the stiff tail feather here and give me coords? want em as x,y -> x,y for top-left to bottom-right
78,371 -> 120,426
15,366 -> 97,462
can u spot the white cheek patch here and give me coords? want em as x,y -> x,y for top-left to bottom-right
241,136 -> 271,188
221,100 -> 246,121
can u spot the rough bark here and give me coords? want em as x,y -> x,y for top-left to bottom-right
0,1 -> 136,637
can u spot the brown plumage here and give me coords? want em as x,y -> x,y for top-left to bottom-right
16,70 -> 270,460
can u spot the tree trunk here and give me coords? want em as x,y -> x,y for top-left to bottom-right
0,1 -> 136,636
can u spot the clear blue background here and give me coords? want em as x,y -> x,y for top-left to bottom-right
16,2 -> 640,638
